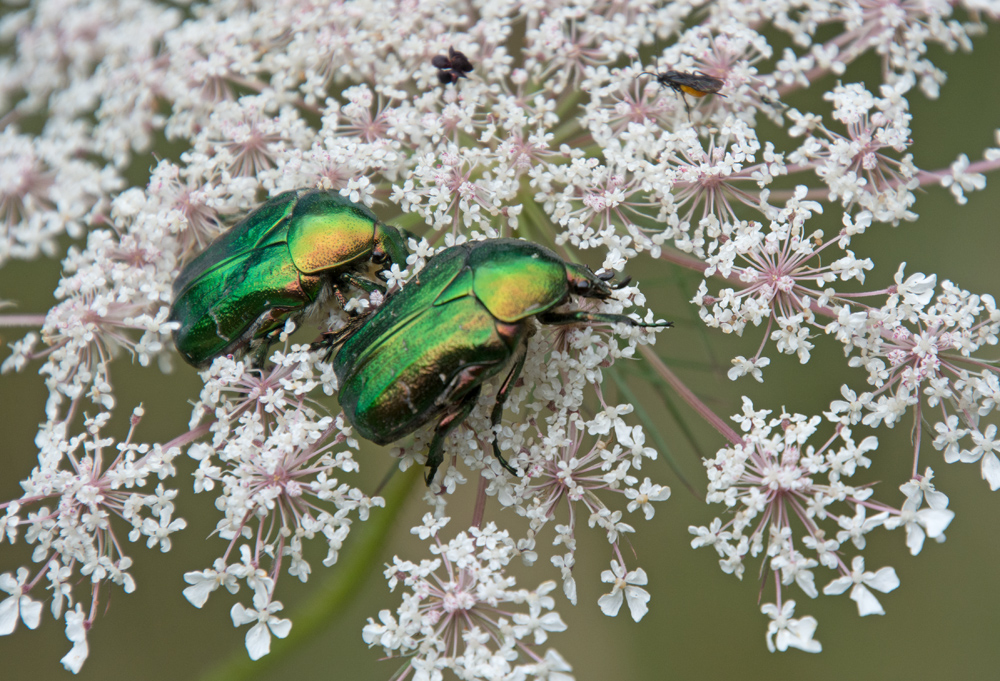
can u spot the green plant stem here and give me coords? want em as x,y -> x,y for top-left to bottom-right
197,465 -> 421,681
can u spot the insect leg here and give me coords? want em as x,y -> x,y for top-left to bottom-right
538,311 -> 673,329
424,384 -> 483,485
488,347 -> 527,477
678,90 -> 693,120
339,270 -> 387,294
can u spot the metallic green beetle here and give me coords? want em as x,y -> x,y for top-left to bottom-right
169,189 -> 409,367
332,238 -> 671,484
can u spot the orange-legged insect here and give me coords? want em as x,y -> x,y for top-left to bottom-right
640,68 -> 726,118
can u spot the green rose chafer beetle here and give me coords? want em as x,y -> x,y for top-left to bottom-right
332,238 -> 672,484
169,189 -> 409,367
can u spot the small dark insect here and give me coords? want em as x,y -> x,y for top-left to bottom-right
640,66 -> 727,118
761,95 -> 789,111
431,47 -> 474,85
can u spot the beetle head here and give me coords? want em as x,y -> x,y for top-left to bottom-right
372,222 -> 411,271
565,262 -> 616,301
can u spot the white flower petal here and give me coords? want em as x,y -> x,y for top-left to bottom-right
61,639 -> 89,673
182,574 -> 217,608
919,509 -> 955,539
20,597 -> 42,630
0,596 -> 19,635
230,603 -> 254,627
864,566 -> 900,593
597,592 -> 623,617
245,621 -> 272,660
981,452 -> 1000,490
625,567 -> 648,586
850,584 -> 885,616
624,586 -> 650,622
905,523 -> 927,556
822,575 -> 852,596
268,616 -> 292,639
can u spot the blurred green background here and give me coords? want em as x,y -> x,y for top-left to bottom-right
2,20 -> 1000,681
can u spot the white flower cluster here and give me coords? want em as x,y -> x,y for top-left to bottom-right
180,350 -> 382,658
0,406 -> 181,672
363,517 -> 572,681
367,234 -> 671,633
486,334 -> 672,609
1,184 -> 182,419
822,265 -> 1000,488
691,398 -> 956,650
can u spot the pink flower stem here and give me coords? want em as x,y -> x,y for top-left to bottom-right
638,344 -> 744,446
472,472 -> 489,529
0,314 -> 48,327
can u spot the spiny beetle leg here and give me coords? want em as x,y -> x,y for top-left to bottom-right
340,270 -> 387,294
310,313 -> 372,360
538,310 -> 673,329
425,385 -> 483,486
489,348 -> 527,477
331,285 -> 350,310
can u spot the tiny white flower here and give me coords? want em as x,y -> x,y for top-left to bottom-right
60,605 -> 89,674
624,478 -> 671,520
597,560 -> 650,622
822,556 -> 899,616
230,591 -> 292,660
761,600 -> 822,653
0,568 -> 43,635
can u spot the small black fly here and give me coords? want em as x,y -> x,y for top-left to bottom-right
432,47 -> 474,85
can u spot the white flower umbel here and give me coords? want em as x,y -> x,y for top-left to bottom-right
364,521 -> 570,681
180,352 -> 381,653
0,405 -> 182,670
690,397 -> 944,646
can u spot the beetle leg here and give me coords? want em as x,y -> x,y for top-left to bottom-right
538,310 -> 673,329
489,349 -> 526,478
425,385 -> 482,486
339,271 -> 387,294
331,274 -> 383,316
331,284 -> 351,310
310,311 -> 374,360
